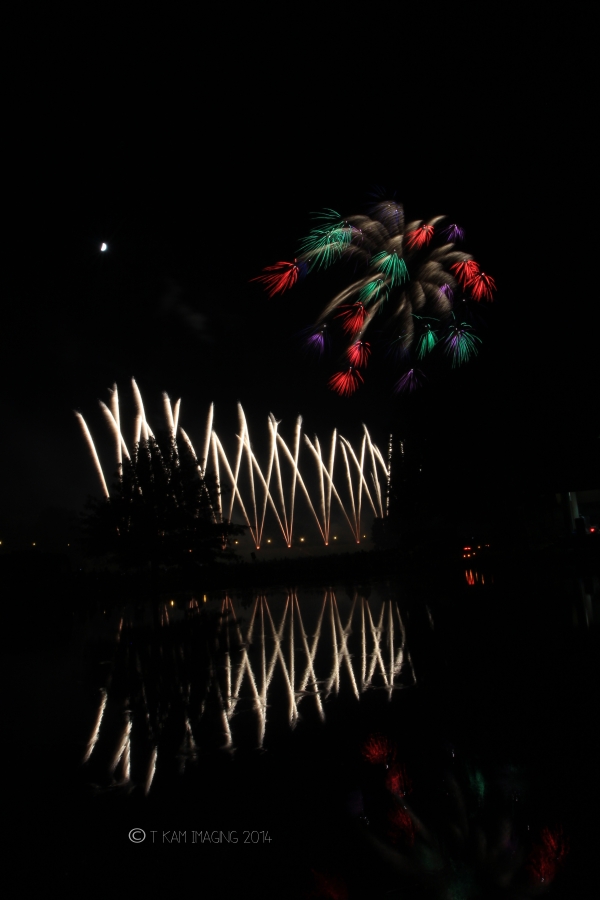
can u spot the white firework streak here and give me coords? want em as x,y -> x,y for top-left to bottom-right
239,428 -> 288,547
339,442 -> 359,541
83,591 -> 415,778
332,593 -> 360,700
296,593 -> 328,714
302,433 -> 355,543
292,594 -> 325,720
364,601 -> 390,690
364,426 -> 385,518
211,433 -> 257,544
74,412 -> 109,498
77,379 -> 390,547
109,712 -> 132,777
263,596 -> 298,725
275,432 -> 327,545
82,688 -> 108,762
145,745 -> 158,795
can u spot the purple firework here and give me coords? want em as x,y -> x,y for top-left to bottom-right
442,223 -> 465,242
394,368 -> 425,394
305,327 -> 328,357
438,284 -> 454,303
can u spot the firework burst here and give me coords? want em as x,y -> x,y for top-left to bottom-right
444,319 -> 481,366
405,222 -> 435,250
442,223 -> 465,242
347,340 -> 371,367
250,260 -> 300,297
304,325 -> 329,358
467,271 -> 497,301
394,368 -> 425,394
451,257 -> 480,287
253,195 -> 494,394
336,302 -> 369,336
358,278 -> 388,306
414,316 -> 439,359
328,367 -> 364,397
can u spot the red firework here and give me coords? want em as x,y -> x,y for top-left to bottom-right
405,223 -> 434,250
328,368 -> 364,397
467,271 -> 496,301
451,258 -> 480,287
335,302 -> 367,335
527,826 -> 569,885
362,733 -> 396,765
388,804 -> 416,847
346,340 -> 371,367
250,260 -> 299,297
386,763 -> 412,797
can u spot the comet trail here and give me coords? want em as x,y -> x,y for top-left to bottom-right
76,379 -> 390,548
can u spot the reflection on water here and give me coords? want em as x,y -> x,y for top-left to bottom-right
351,730 -> 571,899
82,588 -> 416,792
34,563 -> 596,899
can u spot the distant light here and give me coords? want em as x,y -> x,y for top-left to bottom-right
170,600 -> 175,607
100,242 -> 108,252
300,537 -> 305,542
267,539 -> 271,543
32,542 -> 36,546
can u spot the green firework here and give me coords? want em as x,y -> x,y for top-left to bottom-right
299,209 -> 353,269
358,278 -> 388,306
416,324 -> 438,359
444,322 -> 482,367
371,250 -> 409,286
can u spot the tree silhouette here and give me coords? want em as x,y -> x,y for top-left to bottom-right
81,432 -> 245,575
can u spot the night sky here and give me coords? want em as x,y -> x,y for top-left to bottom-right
3,13 -> 596,547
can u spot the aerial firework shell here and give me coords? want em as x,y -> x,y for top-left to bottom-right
467,271 -> 496,302
250,260 -> 300,297
254,198 -> 493,393
451,257 -> 480,288
444,320 -> 481,366
304,325 -> 329,358
346,340 -> 371,368
328,367 -> 364,397
415,321 -> 439,359
442,223 -> 465,242
394,368 -> 425,394
336,302 -> 369,336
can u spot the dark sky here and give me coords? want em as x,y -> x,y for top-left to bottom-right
2,13 -> 597,543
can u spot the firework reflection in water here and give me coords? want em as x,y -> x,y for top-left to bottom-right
81,589 -> 416,790
351,732 -> 570,898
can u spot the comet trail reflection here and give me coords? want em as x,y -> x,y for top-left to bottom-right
83,590 -> 416,791
76,379 -> 390,548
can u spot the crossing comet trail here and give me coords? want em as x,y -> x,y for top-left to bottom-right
76,379 -> 391,548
